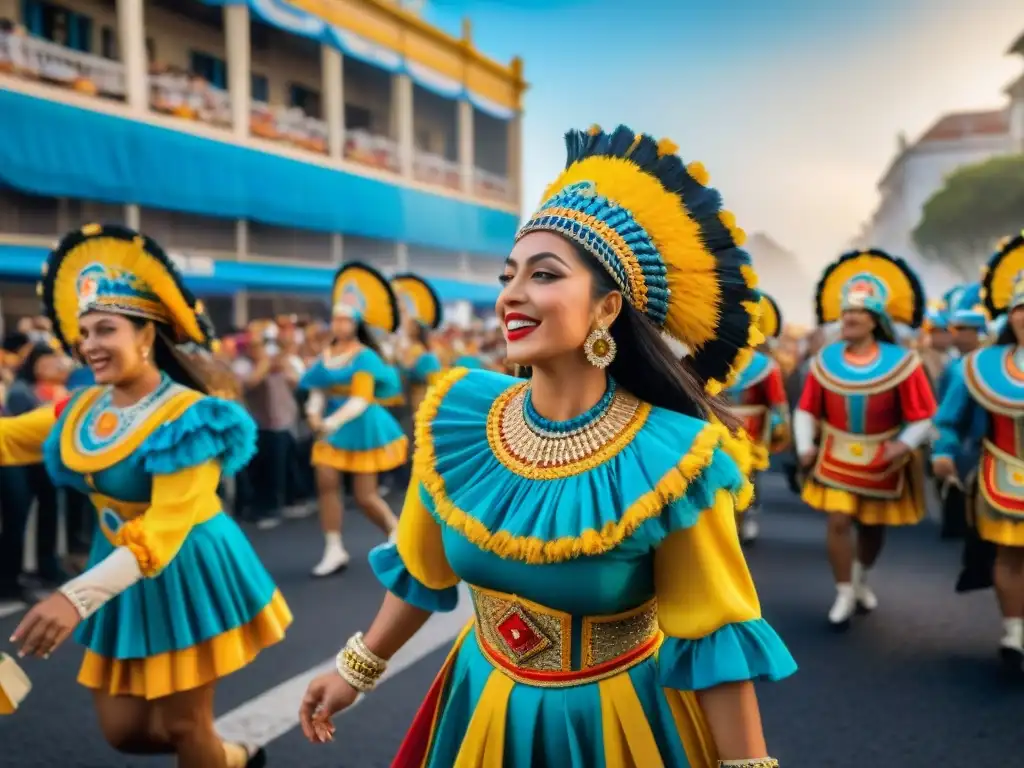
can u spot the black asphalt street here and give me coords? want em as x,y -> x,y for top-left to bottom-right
1,474 -> 1020,767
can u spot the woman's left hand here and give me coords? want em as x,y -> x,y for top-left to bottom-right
881,440 -> 910,464
10,593 -> 81,659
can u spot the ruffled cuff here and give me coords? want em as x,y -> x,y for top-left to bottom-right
137,398 -> 257,477
114,519 -> 161,577
659,618 -> 797,691
369,542 -> 459,613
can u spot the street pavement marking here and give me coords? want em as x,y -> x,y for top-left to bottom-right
215,585 -> 474,747
0,601 -> 27,619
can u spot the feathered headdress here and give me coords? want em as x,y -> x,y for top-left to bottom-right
517,124 -> 761,394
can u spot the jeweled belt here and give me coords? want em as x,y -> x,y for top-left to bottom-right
469,585 -> 661,688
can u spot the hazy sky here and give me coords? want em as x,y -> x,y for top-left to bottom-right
424,0 -> 1024,272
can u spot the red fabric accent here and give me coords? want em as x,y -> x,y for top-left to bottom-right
815,433 -> 905,495
991,413 -> 1016,455
764,365 -> 787,408
391,651 -> 457,768
478,632 -> 659,685
863,389 -> 899,434
54,397 -> 72,420
797,371 -> 824,417
896,364 -> 938,422
822,389 -> 850,432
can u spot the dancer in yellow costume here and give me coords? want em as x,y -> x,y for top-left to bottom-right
391,273 -> 444,417
934,235 -> 1024,673
299,125 -> 796,767
1,224 -> 290,767
300,262 -> 408,577
795,250 -> 936,628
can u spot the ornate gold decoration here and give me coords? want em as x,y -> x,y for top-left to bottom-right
583,324 -> 617,368
486,382 -> 645,480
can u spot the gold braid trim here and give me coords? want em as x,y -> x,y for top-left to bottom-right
414,368 -> 748,564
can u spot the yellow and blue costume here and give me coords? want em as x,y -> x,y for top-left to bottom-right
300,262 -> 408,474
392,273 -> 444,388
936,236 -> 1024,549
0,224 -> 291,699
369,125 -> 795,767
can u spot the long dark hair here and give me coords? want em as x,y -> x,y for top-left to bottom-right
521,244 -> 739,429
128,317 -> 212,394
331,318 -> 383,357
996,317 -> 1017,347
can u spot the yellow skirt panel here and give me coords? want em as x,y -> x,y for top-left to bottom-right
976,511 -> 1024,547
801,456 -> 925,527
311,436 -> 409,473
77,589 -> 292,700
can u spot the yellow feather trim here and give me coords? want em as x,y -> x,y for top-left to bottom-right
541,156 -> 721,353
740,264 -> 759,291
414,368 -> 745,563
685,160 -> 709,185
658,137 -> 680,157
588,124 -> 602,136
720,211 -> 747,247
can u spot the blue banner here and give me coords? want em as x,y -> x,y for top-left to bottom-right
0,91 -> 518,257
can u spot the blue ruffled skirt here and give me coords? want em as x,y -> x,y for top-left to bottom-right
312,402 -> 408,473
74,513 -> 292,699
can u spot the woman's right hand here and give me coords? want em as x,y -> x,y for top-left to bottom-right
932,456 -> 958,483
799,450 -> 817,469
299,672 -> 359,743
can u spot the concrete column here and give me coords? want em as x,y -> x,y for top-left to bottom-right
331,233 -> 344,265
124,203 -> 140,230
1010,95 -> 1024,152
395,241 -> 409,271
322,45 -> 345,159
233,219 -> 249,328
457,99 -> 474,194
506,111 -> 523,207
391,73 -> 414,177
116,0 -> 148,112
224,4 -> 251,139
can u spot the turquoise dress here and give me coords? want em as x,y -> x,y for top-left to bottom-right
370,368 -> 796,767
298,347 -> 408,473
37,375 -> 291,700
404,349 -> 443,385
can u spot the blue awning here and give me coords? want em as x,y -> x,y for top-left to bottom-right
201,0 -> 515,117
0,244 -> 499,305
0,91 -> 518,257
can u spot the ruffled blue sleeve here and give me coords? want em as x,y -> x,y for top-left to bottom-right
653,446 -> 796,690
410,352 -> 442,384
369,541 -> 459,613
136,397 -> 257,476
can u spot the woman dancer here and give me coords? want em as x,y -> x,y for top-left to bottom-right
391,273 -> 444,418
725,293 -> 791,545
794,249 -> 936,628
934,235 -> 1024,673
1,224 -> 290,767
301,262 -> 407,577
300,124 -> 796,767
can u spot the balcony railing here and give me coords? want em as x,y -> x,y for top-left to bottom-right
474,168 -> 511,203
0,30 -> 512,203
0,29 -> 125,97
413,150 -> 461,191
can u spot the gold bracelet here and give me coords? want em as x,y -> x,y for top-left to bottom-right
335,633 -> 388,693
718,760 -> 780,768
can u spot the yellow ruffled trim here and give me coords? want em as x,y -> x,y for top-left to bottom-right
311,436 -> 408,474
77,590 -> 292,700
414,369 -> 749,564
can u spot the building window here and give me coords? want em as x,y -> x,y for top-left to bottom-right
251,73 -> 269,103
290,84 -> 321,118
189,50 -> 226,89
22,0 -> 92,52
100,25 -> 116,60
345,104 -> 371,131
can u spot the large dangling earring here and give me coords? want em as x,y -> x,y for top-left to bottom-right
583,324 -> 616,369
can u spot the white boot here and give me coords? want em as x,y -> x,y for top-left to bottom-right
828,583 -> 857,627
852,560 -> 878,613
998,617 -> 1024,672
312,532 -> 350,578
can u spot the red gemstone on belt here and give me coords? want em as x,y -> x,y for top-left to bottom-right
496,612 -> 543,656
